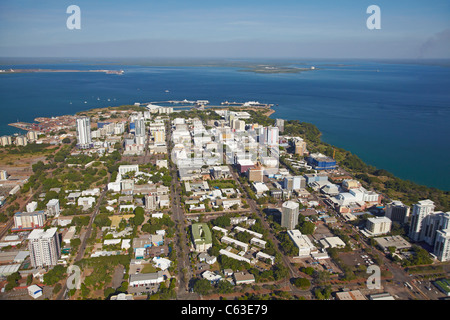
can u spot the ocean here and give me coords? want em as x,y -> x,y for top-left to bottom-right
0,59 -> 449,191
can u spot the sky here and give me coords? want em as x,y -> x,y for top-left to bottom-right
0,0 -> 449,59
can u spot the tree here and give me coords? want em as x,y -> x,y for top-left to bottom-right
293,278 -> 311,289
193,278 -> 212,296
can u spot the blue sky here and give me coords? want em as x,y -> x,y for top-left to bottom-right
0,0 -> 449,58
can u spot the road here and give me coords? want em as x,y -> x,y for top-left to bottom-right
229,165 -> 305,296
166,122 -> 199,300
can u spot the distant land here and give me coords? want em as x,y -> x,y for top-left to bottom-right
0,68 -> 124,75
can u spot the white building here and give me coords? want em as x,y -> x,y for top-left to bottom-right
118,164 -> 139,176
46,199 -> 60,217
281,201 -> 300,230
409,199 -> 435,242
365,217 -> 392,236
26,201 -> 38,213
76,117 -> 92,148
287,229 -> 317,257
434,229 -> 450,262
28,228 -> 61,268
13,211 -> 45,230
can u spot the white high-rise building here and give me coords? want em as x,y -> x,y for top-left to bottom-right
134,117 -> 146,137
28,228 -> 61,268
265,126 -> 279,147
76,117 -> 92,148
434,229 -> 450,262
281,201 -> 300,230
409,199 -> 435,242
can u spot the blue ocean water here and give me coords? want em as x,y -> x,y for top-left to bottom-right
0,60 -> 449,191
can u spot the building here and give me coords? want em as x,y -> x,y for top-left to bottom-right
26,201 -> 38,213
283,176 -> 306,191
46,199 -> 60,217
385,201 -> 410,224
129,271 -> 164,287
374,235 -> 412,251
15,135 -> 28,146
293,138 -> 307,155
233,272 -> 255,285
434,229 -> 450,262
145,193 -> 157,211
28,228 -> 61,268
134,117 -> 146,137
0,170 -> 8,180
248,163 -> 264,182
409,200 -> 435,242
118,164 -> 139,176
28,285 -> 43,299
307,153 -> 336,170
236,159 -> 255,174
365,217 -> 392,236
76,117 -> 92,148
13,211 -> 45,231
0,135 -> 12,146
281,201 -> 299,230
265,126 -> 279,147
191,223 -> 212,252
335,290 -> 367,300
287,229 -> 317,257
275,119 -> 284,133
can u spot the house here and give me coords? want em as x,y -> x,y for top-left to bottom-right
233,272 -> 255,285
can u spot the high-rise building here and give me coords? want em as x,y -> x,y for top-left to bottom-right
76,117 -> 92,148
294,138 -> 307,155
434,229 -> 450,262
15,135 -> 28,146
409,199 -> 435,242
134,117 -> 146,137
265,126 -> 279,147
275,119 -> 284,133
28,228 -> 61,268
385,201 -> 410,224
281,201 -> 300,230
0,135 -> 12,146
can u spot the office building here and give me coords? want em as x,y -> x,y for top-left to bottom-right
283,176 -> 306,191
281,201 -> 300,230
385,201 -> 410,224
307,153 -> 336,170
76,117 -> 92,148
365,217 -> 392,236
28,228 -> 61,268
